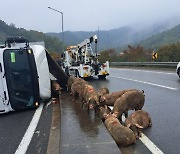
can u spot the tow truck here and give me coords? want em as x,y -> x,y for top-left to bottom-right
61,35 -> 109,79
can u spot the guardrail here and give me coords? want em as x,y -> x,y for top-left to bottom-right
110,62 -> 178,68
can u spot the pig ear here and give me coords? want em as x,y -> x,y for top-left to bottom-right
105,105 -> 107,109
135,123 -> 143,129
99,106 -> 103,110
127,124 -> 131,128
88,98 -> 91,102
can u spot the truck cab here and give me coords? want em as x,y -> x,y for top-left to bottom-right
0,37 -> 40,113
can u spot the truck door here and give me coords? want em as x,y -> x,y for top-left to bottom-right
3,49 -> 40,110
0,63 -> 5,112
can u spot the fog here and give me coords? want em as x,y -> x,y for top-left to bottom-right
0,0 -> 180,32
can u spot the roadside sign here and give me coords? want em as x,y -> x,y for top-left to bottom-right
152,51 -> 158,59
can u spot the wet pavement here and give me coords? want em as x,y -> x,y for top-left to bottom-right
60,92 -> 121,154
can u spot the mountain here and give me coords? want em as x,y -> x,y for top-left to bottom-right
1,18 -> 179,52
139,24 -> 180,49
47,21 -> 179,51
0,20 -> 63,52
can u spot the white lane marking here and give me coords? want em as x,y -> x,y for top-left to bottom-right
110,75 -> 178,90
110,68 -> 176,75
139,133 -> 164,154
15,103 -> 44,154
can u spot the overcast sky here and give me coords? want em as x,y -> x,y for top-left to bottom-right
0,0 -> 180,33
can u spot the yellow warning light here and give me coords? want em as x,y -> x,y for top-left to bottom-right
35,102 -> 39,107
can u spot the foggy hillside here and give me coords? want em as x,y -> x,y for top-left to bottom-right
47,19 -> 180,50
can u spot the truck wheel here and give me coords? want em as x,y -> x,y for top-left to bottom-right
178,69 -> 180,78
98,75 -> 106,80
65,67 -> 70,77
75,70 -> 80,78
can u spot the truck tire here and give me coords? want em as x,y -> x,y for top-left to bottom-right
65,67 -> 70,77
75,70 -> 80,78
178,68 -> 180,78
98,75 -> 106,79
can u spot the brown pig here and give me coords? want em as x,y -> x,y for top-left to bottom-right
98,87 -> 110,100
100,89 -> 138,106
81,83 -> 100,112
97,105 -> 111,121
125,110 -> 152,138
81,84 -> 95,102
67,76 -> 77,92
83,91 -> 99,113
51,80 -> 62,98
112,90 -> 145,122
105,114 -> 136,147
70,79 -> 87,101
67,76 -> 84,92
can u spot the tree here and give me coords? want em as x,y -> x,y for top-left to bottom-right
99,48 -> 118,62
119,45 -> 151,62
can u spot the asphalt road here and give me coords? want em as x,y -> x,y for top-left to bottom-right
95,68 -> 180,154
0,102 -> 53,154
0,67 -> 180,154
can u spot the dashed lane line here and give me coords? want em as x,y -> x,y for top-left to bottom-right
108,76 -> 166,153
119,114 -> 164,154
110,75 -> 178,90
15,103 -> 44,154
139,133 -> 164,154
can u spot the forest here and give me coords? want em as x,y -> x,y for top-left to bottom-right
1,19 -> 180,62
98,42 -> 180,62
0,20 -> 64,53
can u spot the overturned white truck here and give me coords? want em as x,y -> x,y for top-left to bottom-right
0,37 -> 68,114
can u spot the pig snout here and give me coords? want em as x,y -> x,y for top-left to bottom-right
103,113 -> 110,119
100,96 -> 105,103
112,112 -> 118,118
89,103 -> 94,109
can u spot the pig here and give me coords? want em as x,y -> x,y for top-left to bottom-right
98,87 -> 110,100
112,90 -> 145,122
51,80 -> 62,98
100,89 -> 139,106
125,110 -> 152,138
67,76 -> 77,92
105,114 -> 136,147
83,91 -> 99,113
97,105 -> 111,122
81,84 -> 100,112
81,84 -> 95,102
67,76 -> 84,92
70,79 -> 87,101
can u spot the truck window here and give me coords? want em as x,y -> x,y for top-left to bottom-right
3,49 -> 35,110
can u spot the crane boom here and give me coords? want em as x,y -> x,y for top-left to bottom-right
61,35 -> 109,78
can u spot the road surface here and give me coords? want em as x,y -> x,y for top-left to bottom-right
0,67 -> 180,154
